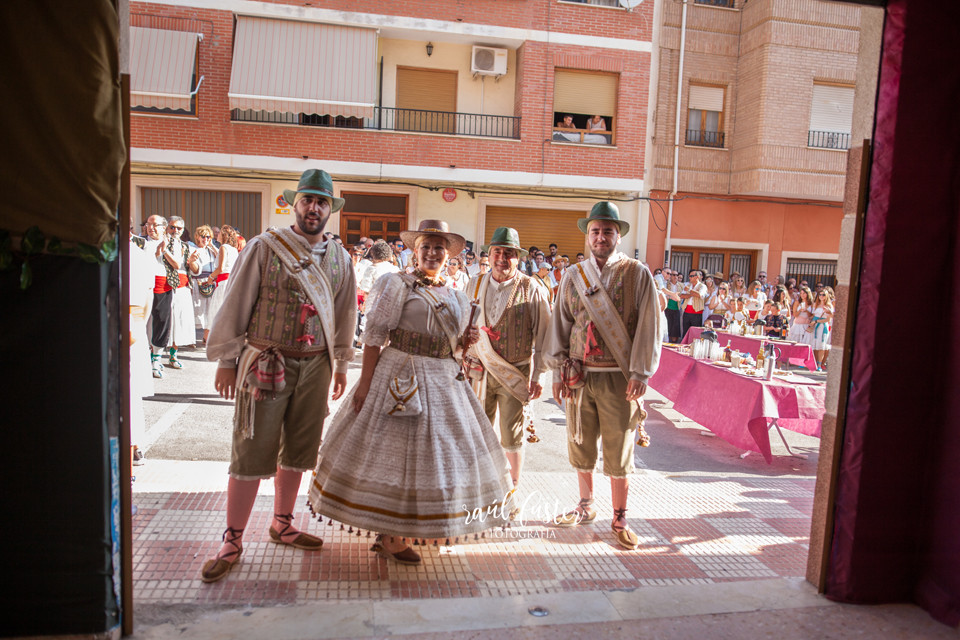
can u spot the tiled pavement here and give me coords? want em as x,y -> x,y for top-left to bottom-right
132,463 -> 813,607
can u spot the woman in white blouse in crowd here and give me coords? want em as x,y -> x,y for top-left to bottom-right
788,285 -> 815,345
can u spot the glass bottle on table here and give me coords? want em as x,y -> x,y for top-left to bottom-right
723,340 -> 733,362
756,341 -> 765,370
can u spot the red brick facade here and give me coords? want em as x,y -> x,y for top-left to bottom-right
129,1 -> 652,182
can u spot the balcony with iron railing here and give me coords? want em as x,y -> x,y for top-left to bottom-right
231,107 -> 521,140
685,129 -> 726,148
807,130 -> 850,150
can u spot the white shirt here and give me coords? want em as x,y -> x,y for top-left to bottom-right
354,257 -> 372,282
744,291 -> 767,311
466,263 -> 480,278
681,281 -> 708,312
359,260 -> 400,293
398,248 -> 413,269
142,238 -> 165,277
445,269 -> 469,290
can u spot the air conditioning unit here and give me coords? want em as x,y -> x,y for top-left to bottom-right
471,46 -> 508,76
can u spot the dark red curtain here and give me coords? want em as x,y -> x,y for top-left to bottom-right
827,0 -> 960,627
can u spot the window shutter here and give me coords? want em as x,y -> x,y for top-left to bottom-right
396,68 -> 457,112
553,70 -> 617,117
809,84 -> 854,133
688,85 -> 724,112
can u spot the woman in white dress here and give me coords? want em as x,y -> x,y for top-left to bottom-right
204,225 -> 240,340
811,287 -> 835,371
788,285 -> 815,345
187,225 -> 220,339
308,220 -> 514,565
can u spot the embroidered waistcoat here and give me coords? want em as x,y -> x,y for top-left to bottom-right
246,242 -> 344,354
565,260 -> 641,367
487,275 -> 537,363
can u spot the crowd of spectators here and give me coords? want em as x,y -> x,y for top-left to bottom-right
653,266 -> 835,372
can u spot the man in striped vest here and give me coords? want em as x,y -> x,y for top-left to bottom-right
200,169 -> 357,583
466,227 -> 552,488
544,202 -> 662,550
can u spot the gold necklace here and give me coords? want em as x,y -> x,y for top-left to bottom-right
413,269 -> 445,287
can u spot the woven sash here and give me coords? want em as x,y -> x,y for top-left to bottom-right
571,261 -> 632,380
260,228 -> 337,375
470,273 -> 530,403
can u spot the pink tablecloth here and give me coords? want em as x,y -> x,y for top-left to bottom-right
648,347 -> 825,463
681,326 -> 818,371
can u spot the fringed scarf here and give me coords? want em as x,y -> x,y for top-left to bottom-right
234,345 -> 286,440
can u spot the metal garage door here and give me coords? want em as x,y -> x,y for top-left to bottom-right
141,187 -> 262,242
483,206 -> 587,260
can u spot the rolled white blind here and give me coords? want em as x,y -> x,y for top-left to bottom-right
688,85 -> 724,112
809,84 -> 854,133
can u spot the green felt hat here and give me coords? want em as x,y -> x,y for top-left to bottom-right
282,169 -> 345,212
577,201 -> 629,236
481,227 -> 528,257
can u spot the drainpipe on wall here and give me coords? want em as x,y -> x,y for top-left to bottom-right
665,0 -> 688,268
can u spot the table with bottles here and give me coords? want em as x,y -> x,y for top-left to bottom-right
681,326 -> 818,371
648,346 -> 825,463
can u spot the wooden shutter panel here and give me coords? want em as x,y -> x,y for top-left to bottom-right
396,67 -> 457,112
553,70 -> 617,117
484,207 -> 587,259
809,84 -> 854,133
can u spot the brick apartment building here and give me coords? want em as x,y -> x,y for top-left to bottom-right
644,0 -> 878,285
128,0 -> 654,260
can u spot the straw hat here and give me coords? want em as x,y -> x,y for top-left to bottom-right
399,219 -> 466,256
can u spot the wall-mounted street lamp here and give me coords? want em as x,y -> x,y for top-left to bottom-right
426,42 -> 434,57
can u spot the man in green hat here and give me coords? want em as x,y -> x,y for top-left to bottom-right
465,227 -> 552,488
544,201 -> 662,550
200,168 -> 357,583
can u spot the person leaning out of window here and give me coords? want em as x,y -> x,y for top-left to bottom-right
584,115 -> 609,144
553,114 -> 580,142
